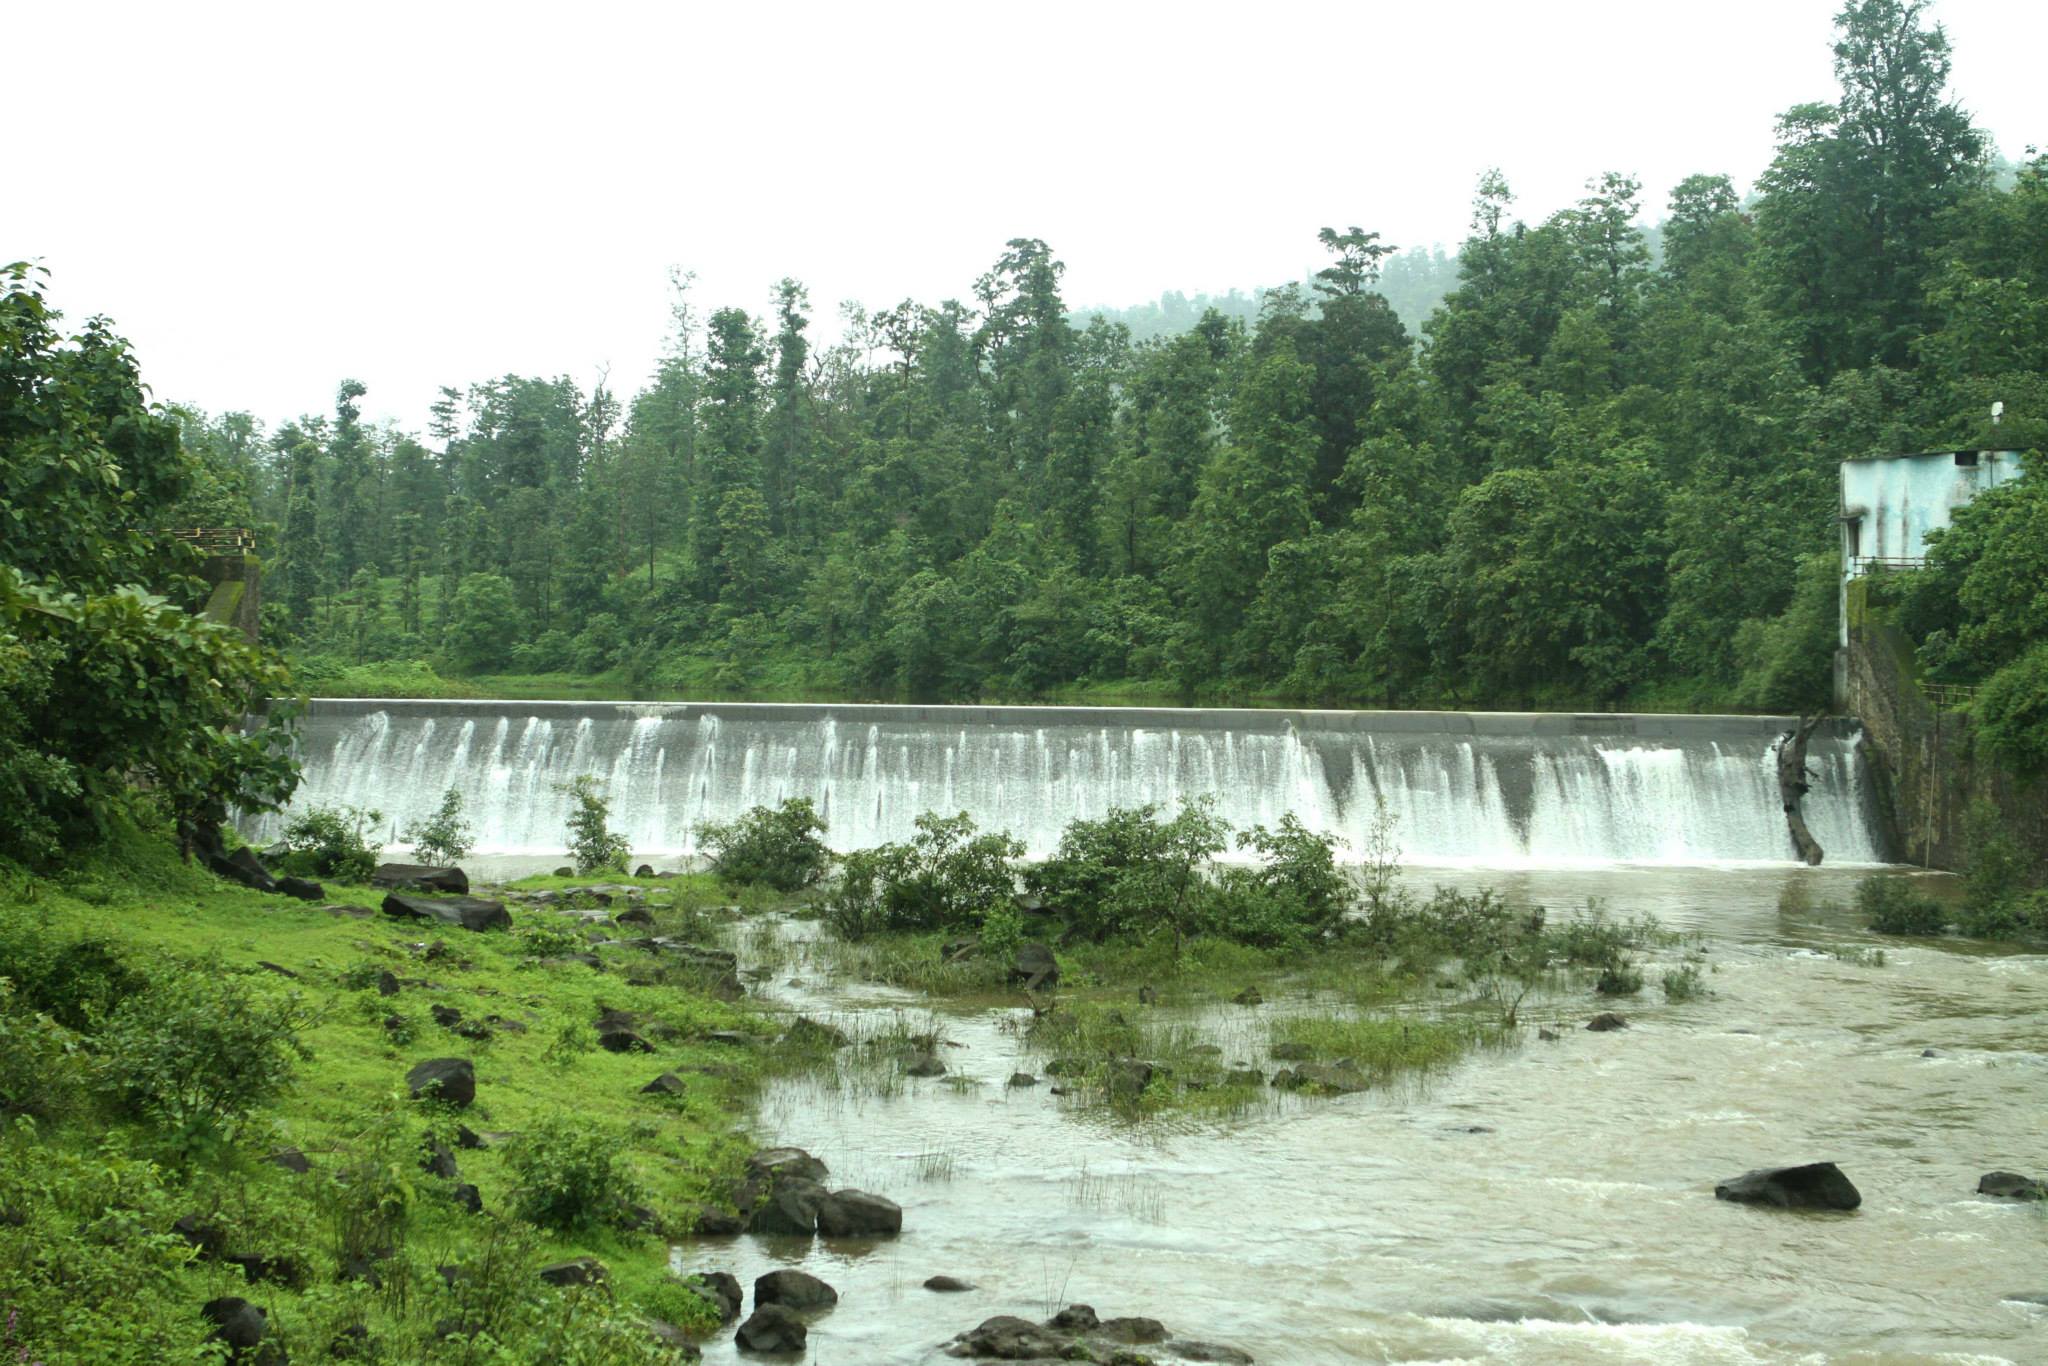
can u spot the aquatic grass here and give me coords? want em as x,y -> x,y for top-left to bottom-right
1266,1011 -> 1512,1084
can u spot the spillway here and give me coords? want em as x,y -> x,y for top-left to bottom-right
249,700 -> 1888,866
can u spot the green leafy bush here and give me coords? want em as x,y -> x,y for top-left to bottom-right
1027,800 -> 1229,949
1212,815 -> 1353,947
402,786 -> 475,864
1595,962 -> 1645,995
1858,874 -> 1948,935
697,797 -> 832,891
94,958 -> 315,1145
0,907 -> 147,1031
277,802 -> 384,882
505,1114 -> 646,1232
823,811 -> 1023,940
0,981 -> 88,1122
559,775 -> 630,874
1661,963 -> 1708,1001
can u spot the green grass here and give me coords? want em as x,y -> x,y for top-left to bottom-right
0,822 -> 786,1364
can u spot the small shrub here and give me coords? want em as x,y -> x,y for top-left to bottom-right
1594,962 -> 1644,996
1661,963 -> 1707,1001
1857,874 -> 1947,935
822,811 -> 1022,941
519,921 -> 588,960
0,981 -> 88,1122
1215,815 -> 1353,947
0,909 -> 146,1031
277,803 -> 384,882
329,1109 -> 418,1273
632,1277 -> 725,1338
559,776 -> 630,875
696,797 -> 831,892
506,1115 -> 646,1232
94,958 -> 315,1145
1027,800 -> 1229,954
402,786 -> 475,864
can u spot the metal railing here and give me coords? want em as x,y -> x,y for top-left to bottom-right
1847,555 -> 1927,575
1923,682 -> 1979,711
162,527 -> 255,556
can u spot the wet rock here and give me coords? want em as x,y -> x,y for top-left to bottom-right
1921,1047 -> 1943,1057
1097,1315 -> 1168,1344
944,1314 -> 1068,1359
598,1025 -> 654,1053
431,1004 -> 463,1029
1715,1162 -> 1861,1210
1047,1304 -> 1099,1332
1538,1027 -> 1561,1041
405,1057 -> 475,1107
206,841 -> 278,894
755,1268 -> 838,1310
376,970 -> 400,996
736,1303 -> 807,1354
1586,1012 -> 1628,1031
615,904 -> 655,928
1978,1171 -> 2046,1200
817,1188 -> 902,1238
1107,1059 -> 1155,1098
267,1147 -> 310,1174
925,1275 -> 975,1292
1169,1341 -> 1256,1364
747,1147 -> 830,1185
1232,986 -> 1264,1006
1271,1063 -> 1370,1094
1007,1072 -> 1038,1088
904,1051 -> 947,1077
746,1177 -> 828,1236
1009,942 -> 1060,990
381,892 -> 510,932
454,1124 -> 486,1150
692,1206 -> 745,1236
642,1072 -> 688,1096
1269,1041 -> 1313,1061
451,1183 -> 483,1214
780,1016 -> 850,1049
2001,1291 -> 2048,1306
201,1296 -> 274,1362
538,1257 -> 607,1287
684,1270 -> 743,1322
373,864 -> 470,895
274,875 -> 324,903
634,864 -> 655,877
553,866 -> 574,876
420,1137 -> 460,1180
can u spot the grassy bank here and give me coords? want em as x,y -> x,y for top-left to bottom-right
0,825 -> 782,1365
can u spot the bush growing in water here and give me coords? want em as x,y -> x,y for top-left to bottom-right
1212,816 -> 1352,949
1858,873 -> 1947,935
697,797 -> 832,891
558,775 -> 630,874
506,1114 -> 647,1232
1662,963 -> 1707,1001
277,803 -> 383,882
1954,800 -> 2044,938
401,785 -> 474,864
823,811 -> 1024,940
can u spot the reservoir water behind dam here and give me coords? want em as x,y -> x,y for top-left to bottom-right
261,701 -> 2048,1363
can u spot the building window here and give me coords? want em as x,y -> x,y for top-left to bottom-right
1844,516 -> 1862,559
1955,450 -> 1979,468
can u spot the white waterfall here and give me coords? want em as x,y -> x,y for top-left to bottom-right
248,701 -> 1888,866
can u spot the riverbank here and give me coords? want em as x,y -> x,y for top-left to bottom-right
0,825 -> 779,1364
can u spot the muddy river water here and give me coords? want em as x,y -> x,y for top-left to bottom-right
667,864 -> 2046,1366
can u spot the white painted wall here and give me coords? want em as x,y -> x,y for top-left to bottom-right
1837,450 -> 2024,647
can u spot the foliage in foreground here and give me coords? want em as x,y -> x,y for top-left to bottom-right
558,775 -> 630,874
696,797 -> 831,892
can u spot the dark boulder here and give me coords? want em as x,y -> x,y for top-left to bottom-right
925,1275 -> 975,1292
1097,1316 -> 1168,1344
381,892 -> 509,932
224,1251 -> 306,1289
754,1268 -> 838,1310
405,1057 -> 476,1108
780,1016 -> 850,1049
1715,1162 -> 1861,1210
746,1177 -> 828,1236
1272,1063 -> 1370,1094
1169,1341 -> 1256,1364
692,1205 -> 745,1236
275,875 -> 324,902
1009,942 -> 1059,990
420,1138 -> 460,1180
431,1004 -> 463,1029
615,904 -> 655,927
1270,1041 -> 1313,1061
201,1296 -> 273,1361
904,1051 -> 947,1077
943,1315 -> 1066,1360
451,1183 -> 483,1214
642,1072 -> 688,1096
267,1147 -> 310,1175
598,1025 -> 654,1053
1586,1012 -> 1628,1031
1978,1171 -> 2046,1200
736,1303 -> 807,1354
376,970 -> 401,996
1107,1059 -> 1155,1098
553,866 -> 574,876
373,864 -> 470,895
746,1146 -> 830,1184
1047,1304 -> 1098,1332
684,1270 -> 743,1322
1232,986 -> 1264,1006
538,1257 -> 607,1287
1007,1072 -> 1038,1088
208,843 -> 279,894
816,1188 -> 902,1238
174,1214 -> 229,1259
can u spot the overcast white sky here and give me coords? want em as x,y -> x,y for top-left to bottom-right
10,0 -> 2043,436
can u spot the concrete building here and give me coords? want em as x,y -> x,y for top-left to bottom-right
1838,449 -> 2023,648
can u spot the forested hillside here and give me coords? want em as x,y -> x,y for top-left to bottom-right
179,0 -> 2043,712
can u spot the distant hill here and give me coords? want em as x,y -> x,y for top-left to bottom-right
1072,244 -> 1463,342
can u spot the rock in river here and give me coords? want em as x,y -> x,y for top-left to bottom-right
1977,1171 -> 2045,1200
736,1303 -> 807,1354
1715,1161 -> 1861,1210
754,1268 -> 838,1310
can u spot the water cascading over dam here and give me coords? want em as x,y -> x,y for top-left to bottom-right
253,700 -> 1887,866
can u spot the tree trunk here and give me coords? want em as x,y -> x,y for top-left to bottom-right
1778,715 -> 1825,866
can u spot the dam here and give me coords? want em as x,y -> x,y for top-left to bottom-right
255,700 -> 1887,865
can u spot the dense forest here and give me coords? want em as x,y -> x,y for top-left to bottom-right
167,0 -> 2042,715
